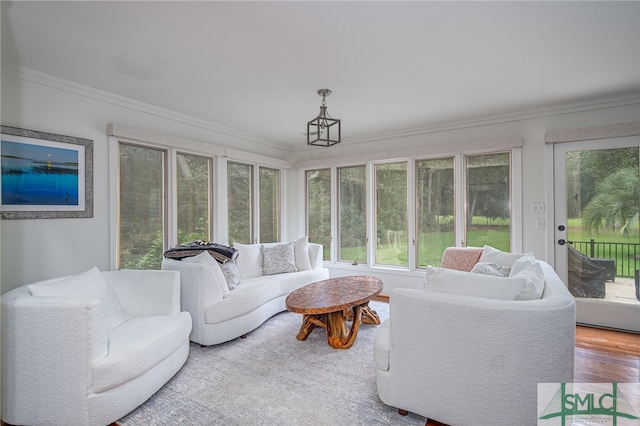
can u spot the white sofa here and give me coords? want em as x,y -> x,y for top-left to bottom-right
374,248 -> 576,426
162,241 -> 329,346
1,267 -> 192,426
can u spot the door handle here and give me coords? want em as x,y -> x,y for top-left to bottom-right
558,239 -> 566,245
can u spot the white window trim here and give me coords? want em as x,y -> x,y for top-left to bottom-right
108,124 -> 288,268
109,137 -> 170,269
301,142 -> 523,273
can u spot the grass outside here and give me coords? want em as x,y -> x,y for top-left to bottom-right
331,217 -> 639,275
340,223 -> 510,267
566,218 -> 639,243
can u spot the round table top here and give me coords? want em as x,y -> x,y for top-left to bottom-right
285,276 -> 383,315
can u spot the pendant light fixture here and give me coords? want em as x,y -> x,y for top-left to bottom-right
307,89 -> 341,147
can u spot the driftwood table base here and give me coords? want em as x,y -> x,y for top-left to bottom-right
295,303 -> 380,349
286,276 -> 383,350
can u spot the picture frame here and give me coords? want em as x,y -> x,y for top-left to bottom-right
1,126 -> 93,219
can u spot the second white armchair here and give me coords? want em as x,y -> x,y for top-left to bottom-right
374,252 -> 576,425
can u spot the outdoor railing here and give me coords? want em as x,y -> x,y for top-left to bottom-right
569,239 -> 640,278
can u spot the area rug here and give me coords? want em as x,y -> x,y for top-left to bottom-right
118,301 -> 426,425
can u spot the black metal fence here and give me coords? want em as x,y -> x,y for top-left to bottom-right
569,239 -> 640,278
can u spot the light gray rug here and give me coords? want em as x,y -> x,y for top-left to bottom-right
118,301 -> 426,425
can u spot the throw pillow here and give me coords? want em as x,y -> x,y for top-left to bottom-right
233,242 -> 264,279
262,241 -> 297,275
294,236 -> 312,271
509,254 -> 537,277
424,265 -> 544,301
511,262 -> 545,300
28,267 -> 131,331
182,251 -> 230,298
479,245 -> 534,267
439,247 -> 483,271
470,262 -> 511,277
221,261 -> 241,290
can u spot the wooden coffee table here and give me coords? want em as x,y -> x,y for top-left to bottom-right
285,276 -> 383,349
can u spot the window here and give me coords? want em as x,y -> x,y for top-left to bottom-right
227,162 -> 253,244
111,126 -> 284,271
375,162 -> 408,266
302,147 -> 517,270
416,158 -> 455,267
465,152 -> 511,251
118,143 -> 166,269
338,165 -> 367,264
227,162 -> 282,245
259,166 -> 280,243
176,152 -> 212,244
306,169 -> 332,260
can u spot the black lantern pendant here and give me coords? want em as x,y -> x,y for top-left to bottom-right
307,89 -> 341,147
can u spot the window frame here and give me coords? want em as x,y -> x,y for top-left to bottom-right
227,161 -> 283,245
373,160 -> 410,268
111,139 -> 217,270
227,161 -> 255,244
108,125 -> 290,270
462,151 -> 513,252
258,165 -> 282,244
175,150 -> 214,245
305,167 -> 333,261
337,164 -> 368,265
414,155 -> 456,268
114,140 -> 170,270
301,146 -> 521,272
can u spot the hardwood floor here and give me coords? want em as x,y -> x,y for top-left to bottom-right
424,325 -> 640,426
574,325 -> 640,383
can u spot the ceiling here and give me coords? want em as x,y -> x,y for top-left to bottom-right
2,1 -> 639,150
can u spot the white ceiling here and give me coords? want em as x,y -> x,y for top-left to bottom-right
2,1 -> 639,150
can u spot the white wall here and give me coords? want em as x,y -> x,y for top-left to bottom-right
2,68 -> 639,296
0,69 -> 289,292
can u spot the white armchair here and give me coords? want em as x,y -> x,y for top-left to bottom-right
1,268 -> 192,426
374,259 -> 576,426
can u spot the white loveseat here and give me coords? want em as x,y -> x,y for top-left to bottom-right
162,240 -> 329,346
1,267 -> 192,426
374,247 -> 576,426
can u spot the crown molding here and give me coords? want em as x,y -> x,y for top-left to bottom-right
1,64 -> 289,152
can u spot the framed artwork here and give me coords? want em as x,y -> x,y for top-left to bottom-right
1,126 -> 93,219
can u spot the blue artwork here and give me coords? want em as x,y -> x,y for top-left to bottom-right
1,140 -> 79,206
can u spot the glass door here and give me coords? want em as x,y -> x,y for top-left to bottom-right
553,137 -> 640,332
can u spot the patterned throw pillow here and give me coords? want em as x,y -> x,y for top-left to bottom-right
221,261 -> 241,290
262,241 -> 297,275
470,262 -> 511,277
439,247 -> 484,271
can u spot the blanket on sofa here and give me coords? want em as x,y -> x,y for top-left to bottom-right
164,241 -> 238,263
